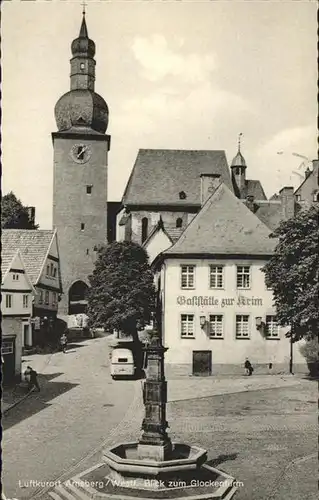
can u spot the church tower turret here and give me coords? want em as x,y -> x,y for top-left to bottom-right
231,133 -> 247,198
52,11 -> 111,318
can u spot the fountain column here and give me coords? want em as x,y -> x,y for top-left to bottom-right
137,331 -> 172,461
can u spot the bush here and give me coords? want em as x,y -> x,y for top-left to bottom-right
299,338 -> 319,362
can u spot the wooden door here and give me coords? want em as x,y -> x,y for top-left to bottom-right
192,350 -> 212,376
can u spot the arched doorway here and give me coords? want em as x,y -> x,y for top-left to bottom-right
68,281 -> 89,315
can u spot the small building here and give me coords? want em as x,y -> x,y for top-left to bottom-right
153,178 -> 306,377
2,230 -> 63,346
294,159 -> 319,208
1,250 -> 35,384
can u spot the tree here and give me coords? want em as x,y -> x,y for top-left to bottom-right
1,191 -> 38,229
87,241 -> 156,342
263,206 -> 319,341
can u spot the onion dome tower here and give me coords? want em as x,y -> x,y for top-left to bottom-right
52,10 -> 110,318
231,133 -> 247,196
54,11 -> 109,134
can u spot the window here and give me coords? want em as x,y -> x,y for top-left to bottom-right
265,316 -> 280,338
86,185 -> 92,194
81,223 -> 85,231
209,315 -> 223,338
50,263 -> 54,276
12,274 -> 19,281
39,290 -> 43,305
5,294 -> 12,308
236,315 -> 250,339
237,266 -> 251,289
313,191 -> 319,202
141,217 -> 148,243
181,265 -> 195,289
80,62 -> 85,70
235,167 -> 240,175
46,265 -> 50,276
176,218 -> 183,228
179,191 -> 186,200
23,295 -> 29,308
295,194 -> 301,202
181,314 -> 195,338
53,267 -> 57,278
209,265 -> 224,289
52,292 -> 57,307
45,291 -> 49,305
1,341 -> 14,355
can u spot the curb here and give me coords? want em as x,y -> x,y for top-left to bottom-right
3,388 -> 34,415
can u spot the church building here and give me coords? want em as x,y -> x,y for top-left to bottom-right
52,13 -> 111,318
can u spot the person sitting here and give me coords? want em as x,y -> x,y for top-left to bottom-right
244,358 -> 254,376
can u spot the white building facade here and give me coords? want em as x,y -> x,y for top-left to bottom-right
160,257 -> 305,376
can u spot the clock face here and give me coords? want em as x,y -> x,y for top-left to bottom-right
70,144 -> 92,164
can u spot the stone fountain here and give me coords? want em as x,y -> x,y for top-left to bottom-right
54,331 -> 238,499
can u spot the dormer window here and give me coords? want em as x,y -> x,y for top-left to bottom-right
179,191 -> 186,200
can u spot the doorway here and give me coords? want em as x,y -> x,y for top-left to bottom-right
192,350 -> 212,376
2,338 -> 16,385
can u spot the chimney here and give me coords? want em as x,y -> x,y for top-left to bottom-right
279,187 -> 295,220
245,195 -> 255,213
26,206 -> 35,227
200,174 -> 221,205
305,167 -> 311,179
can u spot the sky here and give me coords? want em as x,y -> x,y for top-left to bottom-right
2,0 -> 317,229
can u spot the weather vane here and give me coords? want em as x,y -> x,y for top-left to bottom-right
238,132 -> 243,153
82,1 -> 87,15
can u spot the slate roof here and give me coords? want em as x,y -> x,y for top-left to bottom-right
1,230 -> 55,284
122,149 -> 233,206
254,202 -> 283,231
1,248 -> 17,279
164,183 -> 277,256
245,180 -> 267,200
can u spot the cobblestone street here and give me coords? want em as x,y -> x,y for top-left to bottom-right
2,335 -> 317,500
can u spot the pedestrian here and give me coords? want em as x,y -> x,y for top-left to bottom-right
27,366 -> 40,392
244,358 -> 253,376
60,332 -> 68,353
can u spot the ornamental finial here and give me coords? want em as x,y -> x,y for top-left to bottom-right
82,1 -> 87,16
238,132 -> 243,153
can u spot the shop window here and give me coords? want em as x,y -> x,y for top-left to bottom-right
265,316 -> 280,338
181,314 -> 195,338
236,315 -> 250,339
209,315 -> 224,338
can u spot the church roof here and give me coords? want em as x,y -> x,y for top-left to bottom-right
122,149 -> 233,206
163,183 -> 277,256
1,230 -> 56,284
245,179 -> 267,200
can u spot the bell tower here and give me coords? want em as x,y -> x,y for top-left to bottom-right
231,133 -> 247,198
52,11 -> 111,318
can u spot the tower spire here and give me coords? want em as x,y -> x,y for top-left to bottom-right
79,3 -> 89,38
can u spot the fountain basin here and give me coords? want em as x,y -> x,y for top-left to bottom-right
103,441 -> 207,477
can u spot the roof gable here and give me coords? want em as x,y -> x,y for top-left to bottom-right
165,183 -> 277,256
1,250 -> 35,293
123,149 -> 233,206
143,224 -> 173,263
2,230 -> 56,284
